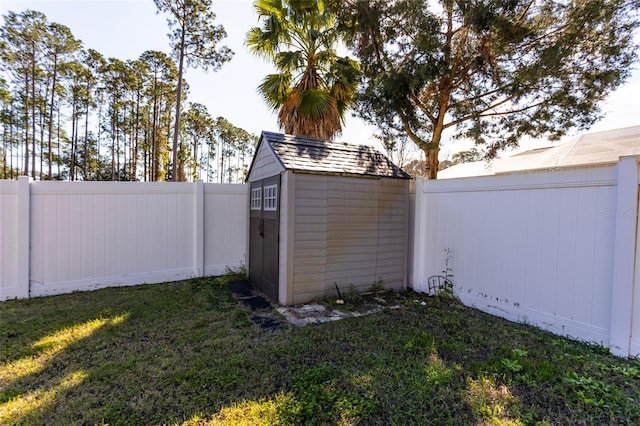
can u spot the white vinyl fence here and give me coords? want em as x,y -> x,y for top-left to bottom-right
412,156 -> 640,358
1,177 -> 248,300
3,157 -> 640,359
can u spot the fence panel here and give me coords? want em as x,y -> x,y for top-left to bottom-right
0,180 -> 19,300
0,180 -> 248,301
28,182 -> 198,297
407,181 -> 416,287
413,162 -> 639,357
633,206 -> 640,356
203,184 -> 248,276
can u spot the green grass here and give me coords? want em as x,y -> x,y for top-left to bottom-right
1,279 -> 639,425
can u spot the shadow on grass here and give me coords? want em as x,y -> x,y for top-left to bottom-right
1,280 -> 248,424
187,297 -> 640,425
2,281 -> 640,425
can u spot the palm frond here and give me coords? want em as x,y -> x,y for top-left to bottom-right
246,27 -> 279,59
296,89 -> 333,115
278,89 -> 341,140
275,50 -> 304,72
249,0 -> 359,140
254,0 -> 284,18
258,72 -> 292,111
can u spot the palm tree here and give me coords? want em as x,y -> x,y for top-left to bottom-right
247,0 -> 358,140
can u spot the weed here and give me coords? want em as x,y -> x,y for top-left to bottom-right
405,331 -> 435,351
343,285 -> 362,304
438,248 -> 455,299
607,365 -> 640,378
212,265 -> 247,287
277,364 -> 372,424
423,351 -> 454,385
498,348 -> 529,374
465,375 -> 522,424
501,358 -> 524,373
564,372 -> 628,409
512,348 -> 529,358
369,278 -> 385,293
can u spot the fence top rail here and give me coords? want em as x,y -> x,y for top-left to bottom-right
203,183 -> 248,194
0,180 -> 19,194
422,163 -> 621,194
26,181 -> 246,196
30,181 -> 196,195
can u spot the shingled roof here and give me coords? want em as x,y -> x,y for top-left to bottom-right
256,131 -> 411,179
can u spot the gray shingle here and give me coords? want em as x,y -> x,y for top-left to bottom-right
260,132 -> 411,179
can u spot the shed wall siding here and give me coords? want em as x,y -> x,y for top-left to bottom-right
291,174 -> 408,303
248,141 -> 285,182
376,178 -> 409,289
292,174 -> 328,302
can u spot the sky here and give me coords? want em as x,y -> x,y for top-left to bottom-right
1,0 -> 639,159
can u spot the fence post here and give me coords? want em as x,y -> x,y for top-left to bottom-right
195,180 -> 204,277
634,190 -> 640,358
412,177 -> 426,293
609,156 -> 640,357
17,176 -> 31,298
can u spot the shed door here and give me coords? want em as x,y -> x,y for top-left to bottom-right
249,175 -> 280,300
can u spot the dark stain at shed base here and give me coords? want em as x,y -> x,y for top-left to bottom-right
228,280 -> 253,297
228,280 -> 287,331
250,314 -> 284,331
241,296 -> 272,311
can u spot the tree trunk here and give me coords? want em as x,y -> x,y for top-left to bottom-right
9,118 -> 15,179
426,149 -> 439,179
171,30 -> 186,181
151,99 -> 158,181
70,96 -> 77,181
57,104 -> 61,178
39,82 -> 47,179
132,93 -> 140,180
30,46 -> 37,179
111,115 -> 116,181
219,143 -> 225,183
47,56 -> 58,179
23,72 -> 30,177
84,101 -> 90,180
116,113 -> 120,181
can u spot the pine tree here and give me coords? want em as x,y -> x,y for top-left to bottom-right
153,0 -> 233,181
332,0 -> 639,178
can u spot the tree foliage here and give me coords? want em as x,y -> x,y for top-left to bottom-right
0,9 -> 250,182
331,0 -> 639,178
0,10 -> 48,178
213,116 -> 258,183
247,0 -> 359,140
153,0 -> 233,181
452,148 -> 484,165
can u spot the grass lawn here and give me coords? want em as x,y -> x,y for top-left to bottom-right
1,278 -> 639,425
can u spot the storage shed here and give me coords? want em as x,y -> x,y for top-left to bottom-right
247,131 -> 412,305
